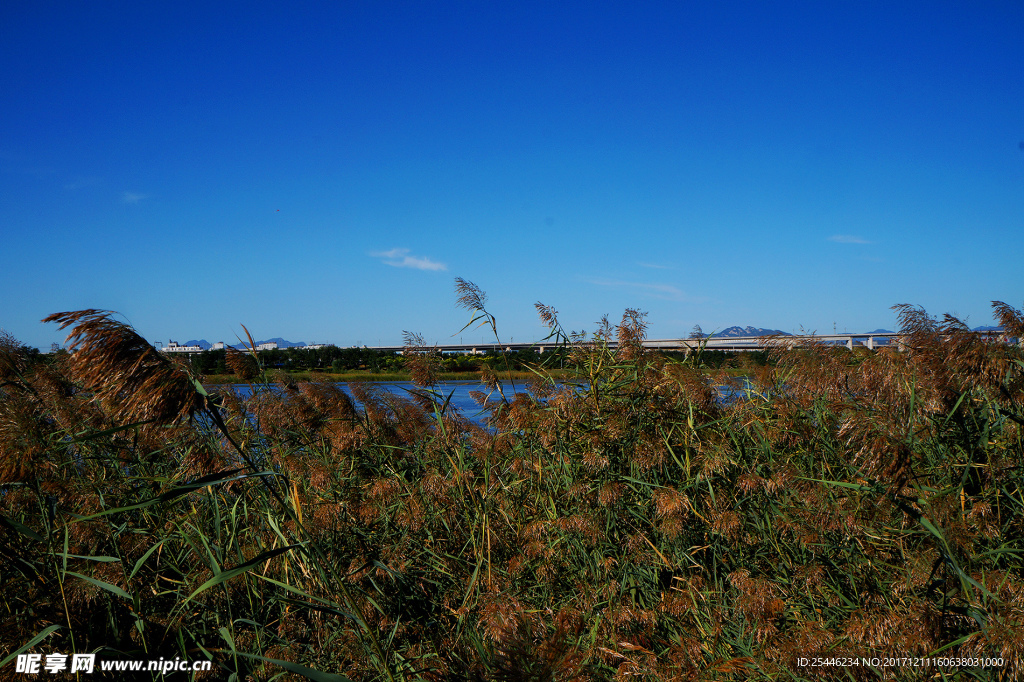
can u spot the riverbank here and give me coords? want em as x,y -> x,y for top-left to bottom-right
199,365 -> 754,385
199,368 -> 572,384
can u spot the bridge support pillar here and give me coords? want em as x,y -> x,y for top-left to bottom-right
846,337 -> 854,351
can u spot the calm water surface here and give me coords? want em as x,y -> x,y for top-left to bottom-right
223,381 -> 530,426
219,379 -> 747,428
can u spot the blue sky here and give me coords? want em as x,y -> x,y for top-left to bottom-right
2,1 -> 1022,350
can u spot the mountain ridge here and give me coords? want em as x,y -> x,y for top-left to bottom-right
706,326 -> 793,338
179,338 -> 308,350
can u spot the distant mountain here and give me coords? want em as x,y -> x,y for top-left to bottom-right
711,326 -> 792,338
253,337 -> 306,348
168,338 -> 309,350
226,338 -> 307,349
863,326 -> 1005,334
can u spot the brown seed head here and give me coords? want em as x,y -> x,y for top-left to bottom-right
535,302 -> 559,329
402,331 -> 440,388
455,277 -> 487,312
42,309 -> 203,424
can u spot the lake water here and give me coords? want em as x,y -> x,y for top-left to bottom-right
219,378 -> 747,428
340,380 -> 509,422
221,380 -> 528,426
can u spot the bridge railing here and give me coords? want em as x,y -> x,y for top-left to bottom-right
156,330 -> 1016,355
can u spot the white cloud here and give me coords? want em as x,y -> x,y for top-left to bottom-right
371,248 -> 447,272
122,191 -> 149,204
828,234 -> 871,244
586,278 -> 703,302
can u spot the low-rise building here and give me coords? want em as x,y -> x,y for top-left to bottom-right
160,341 -> 205,353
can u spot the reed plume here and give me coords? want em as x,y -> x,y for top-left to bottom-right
403,330 -> 440,389
1,297 -> 1017,680
225,345 -> 260,381
456,277 -> 488,313
42,309 -> 204,424
992,300 -> 1024,338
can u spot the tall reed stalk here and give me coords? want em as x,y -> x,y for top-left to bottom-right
1,296 -> 1021,680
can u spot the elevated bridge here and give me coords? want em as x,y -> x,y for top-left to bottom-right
160,331 -> 1013,355
370,330 -> 1013,354
368,332 -> 903,354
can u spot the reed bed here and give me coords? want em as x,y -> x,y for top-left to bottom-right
200,371 -> 558,386
1,291 -> 1022,680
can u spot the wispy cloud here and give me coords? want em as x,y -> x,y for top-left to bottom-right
371,248 -> 447,272
122,191 -> 149,204
586,278 -> 703,302
828,234 -> 871,244
637,262 -> 672,270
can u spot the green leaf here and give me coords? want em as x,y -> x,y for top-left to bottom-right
228,651 -> 352,682
219,626 -> 237,653
975,546 -> 1024,560
158,468 -> 247,502
75,469 -> 276,521
916,518 -> 996,600
918,515 -> 946,543
64,420 -> 155,444
925,632 -> 975,657
251,574 -> 359,622
65,571 -> 132,600
0,514 -> 43,541
183,545 -> 300,606
129,540 -> 167,579
60,553 -> 121,563
0,625 -> 62,669
796,476 -> 875,491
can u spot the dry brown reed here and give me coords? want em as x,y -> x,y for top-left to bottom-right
0,300 -> 1021,680
402,331 -> 441,389
42,309 -> 204,424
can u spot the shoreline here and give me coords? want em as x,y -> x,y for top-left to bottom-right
199,365 -> 752,385
200,369 -> 568,385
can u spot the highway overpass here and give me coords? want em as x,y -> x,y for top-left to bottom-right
160,331 -> 1014,355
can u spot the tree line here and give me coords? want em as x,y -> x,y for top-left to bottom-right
181,345 -> 572,375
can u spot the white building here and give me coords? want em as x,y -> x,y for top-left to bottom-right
160,341 -> 205,353
210,341 -> 227,351
256,341 -> 279,351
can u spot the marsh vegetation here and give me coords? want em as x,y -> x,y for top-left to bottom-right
1,285 -> 1022,680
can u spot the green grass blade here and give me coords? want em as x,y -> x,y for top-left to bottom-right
183,544 -> 300,606
64,571 -> 131,600
0,514 -> 43,541
0,625 -> 62,669
227,651 -> 353,682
